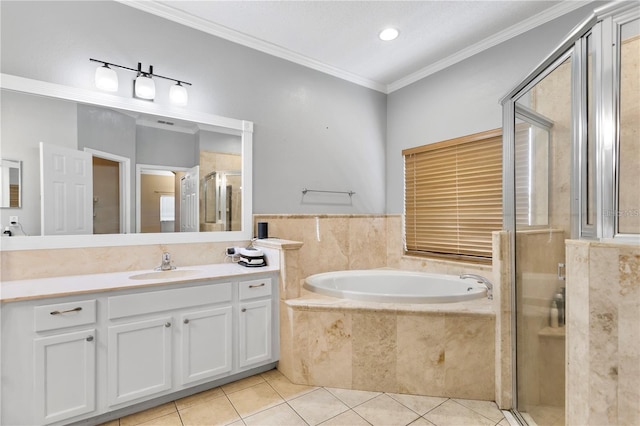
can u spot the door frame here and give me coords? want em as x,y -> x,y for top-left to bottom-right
136,164 -> 189,233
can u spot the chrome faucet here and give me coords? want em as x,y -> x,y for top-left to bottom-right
156,252 -> 176,271
460,274 -> 493,300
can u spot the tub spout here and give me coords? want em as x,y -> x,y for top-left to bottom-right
460,274 -> 493,300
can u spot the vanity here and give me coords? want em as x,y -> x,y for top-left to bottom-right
0,264 -> 280,425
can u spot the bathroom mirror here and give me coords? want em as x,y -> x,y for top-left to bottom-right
0,159 -> 21,208
0,74 -> 253,250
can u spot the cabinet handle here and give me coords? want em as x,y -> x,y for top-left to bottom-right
184,319 -> 190,324
241,308 -> 247,312
249,283 -> 265,289
50,306 -> 82,315
165,322 -> 172,328
86,336 -> 94,342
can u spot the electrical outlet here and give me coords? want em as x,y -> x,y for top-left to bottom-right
9,216 -> 18,224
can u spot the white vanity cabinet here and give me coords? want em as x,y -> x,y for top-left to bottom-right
0,271 -> 278,426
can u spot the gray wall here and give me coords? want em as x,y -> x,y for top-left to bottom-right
385,4 -> 598,214
0,0 -> 387,215
136,126 -> 197,168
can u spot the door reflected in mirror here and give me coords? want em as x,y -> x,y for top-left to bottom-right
1,88 -> 243,236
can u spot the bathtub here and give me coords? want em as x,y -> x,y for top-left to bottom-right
303,269 -> 488,303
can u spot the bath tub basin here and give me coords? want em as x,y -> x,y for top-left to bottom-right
304,269 -> 488,303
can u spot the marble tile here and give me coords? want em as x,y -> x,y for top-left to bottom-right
226,382 -> 285,418
452,398 -> 504,423
179,395 -> 240,426
261,368 -> 285,381
443,313 -> 495,400
175,387 -> 224,410
396,313 -> 446,396
325,387 -> 381,408
352,312 -> 398,392
409,418 -> 436,426
423,400 -> 494,426
307,310 -> 353,389
348,216 -> 387,270
386,215 -> 403,269
267,373 -> 318,401
119,402 -> 177,426
353,394 -> 420,426
388,393 -> 447,416
242,403 -> 306,426
318,409 -> 371,426
222,375 -> 266,395
287,388 -> 350,425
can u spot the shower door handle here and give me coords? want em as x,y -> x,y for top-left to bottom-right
557,263 -> 566,281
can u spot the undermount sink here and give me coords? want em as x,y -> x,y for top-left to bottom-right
129,269 -> 202,280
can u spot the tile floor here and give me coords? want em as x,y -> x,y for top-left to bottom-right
101,369 -> 508,426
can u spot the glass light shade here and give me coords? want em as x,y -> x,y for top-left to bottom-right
169,83 -> 188,106
135,75 -> 155,99
95,65 -> 118,92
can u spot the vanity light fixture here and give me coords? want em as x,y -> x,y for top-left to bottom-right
90,58 -> 192,105
379,27 -> 399,41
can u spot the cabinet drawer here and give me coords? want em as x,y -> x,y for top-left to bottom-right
239,278 -> 272,300
108,282 -> 232,320
34,300 -> 97,332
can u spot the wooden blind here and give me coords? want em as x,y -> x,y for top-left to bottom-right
403,129 -> 502,263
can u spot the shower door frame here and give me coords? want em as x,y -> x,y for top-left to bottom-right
501,1 -> 640,423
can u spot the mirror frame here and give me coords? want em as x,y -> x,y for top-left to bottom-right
0,73 -> 253,250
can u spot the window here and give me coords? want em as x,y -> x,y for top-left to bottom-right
403,129 -> 502,263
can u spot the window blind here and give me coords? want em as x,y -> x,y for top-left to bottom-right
403,129 -> 502,263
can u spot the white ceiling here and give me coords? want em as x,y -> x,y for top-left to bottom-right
122,0 -> 591,93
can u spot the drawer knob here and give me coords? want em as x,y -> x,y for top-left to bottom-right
241,308 -> 247,312
165,322 -> 172,328
184,319 -> 190,324
249,283 -> 265,289
86,336 -> 94,342
50,306 -> 83,315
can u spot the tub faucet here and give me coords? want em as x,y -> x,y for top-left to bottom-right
156,252 -> 176,271
460,274 -> 493,300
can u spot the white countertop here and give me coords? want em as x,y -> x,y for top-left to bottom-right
1,263 -> 279,303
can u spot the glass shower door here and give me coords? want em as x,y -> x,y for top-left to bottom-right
513,55 -> 573,426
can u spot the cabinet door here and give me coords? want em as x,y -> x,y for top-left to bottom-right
108,317 -> 172,406
238,299 -> 272,368
34,329 -> 96,425
179,307 -> 233,385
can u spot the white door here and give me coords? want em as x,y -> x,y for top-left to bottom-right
179,307 -> 233,385
107,317 -> 172,406
180,165 -> 199,232
238,299 -> 272,368
40,142 -> 93,235
34,329 -> 96,424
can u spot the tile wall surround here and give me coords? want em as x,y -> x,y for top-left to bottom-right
566,240 -> 640,426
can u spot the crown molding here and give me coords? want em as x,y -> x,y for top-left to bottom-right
117,0 -> 593,95
116,0 -> 387,93
387,1 -> 594,93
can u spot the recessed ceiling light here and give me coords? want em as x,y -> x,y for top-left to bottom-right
379,28 -> 399,41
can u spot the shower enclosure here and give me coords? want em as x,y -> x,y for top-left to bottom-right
502,2 -> 639,425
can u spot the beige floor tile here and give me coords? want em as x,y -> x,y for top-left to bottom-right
227,421 -> 246,426
120,402 -> 177,426
243,403 -> 307,426
268,374 -> 318,400
222,375 -> 266,395
98,421 -> 119,426
497,419 -> 511,426
319,409 -> 371,425
179,395 -> 240,426
388,393 -> 448,415
175,387 -> 225,410
452,398 -> 504,423
423,400 -> 494,426
408,417 -> 436,425
261,368 -> 285,381
325,387 -> 381,408
288,388 -> 350,425
353,394 -> 420,426
227,382 -> 285,417
137,412 -> 182,426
